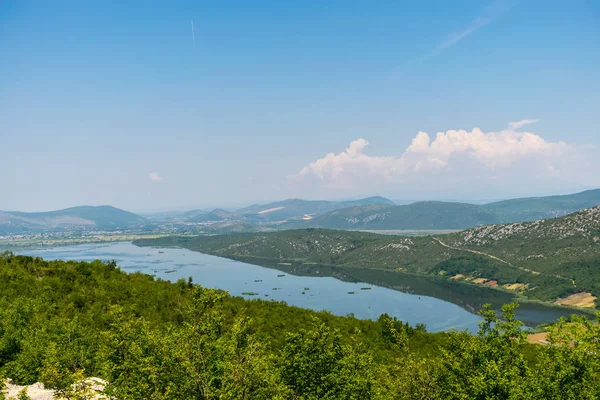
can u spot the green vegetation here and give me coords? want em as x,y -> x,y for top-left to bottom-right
2,252 -> 600,398
136,206 -> 600,306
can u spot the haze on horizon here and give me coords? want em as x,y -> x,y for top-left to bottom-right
1,1 -> 599,212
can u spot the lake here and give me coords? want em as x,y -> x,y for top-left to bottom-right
21,242 -> 483,332
20,242 -> 588,332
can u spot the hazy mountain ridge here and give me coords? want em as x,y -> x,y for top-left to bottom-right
283,189 -> 600,231
0,205 -> 149,234
290,201 -> 500,230
180,196 -> 395,224
3,189 -> 599,235
184,209 -> 240,223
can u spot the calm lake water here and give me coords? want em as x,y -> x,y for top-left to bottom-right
21,242 -> 484,333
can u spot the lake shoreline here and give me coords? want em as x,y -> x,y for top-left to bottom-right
19,242 -> 488,333
132,241 -> 595,327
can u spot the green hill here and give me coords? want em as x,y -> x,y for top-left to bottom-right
0,205 -> 149,234
3,252 -> 599,398
136,206 -> 600,305
484,189 -> 600,222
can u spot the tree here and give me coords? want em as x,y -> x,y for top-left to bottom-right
523,312 -> 600,399
437,303 -> 529,399
279,318 -> 374,399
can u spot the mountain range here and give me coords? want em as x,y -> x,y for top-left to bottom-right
286,189 -> 600,230
181,196 -> 395,223
2,189 -> 600,235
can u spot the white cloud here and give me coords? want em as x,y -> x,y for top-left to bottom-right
148,172 -> 164,182
292,121 -> 582,190
509,119 -> 539,130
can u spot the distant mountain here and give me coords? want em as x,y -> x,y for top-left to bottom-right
183,209 -> 241,223
140,210 -> 189,222
201,220 -> 272,234
279,190 -> 600,231
178,197 -> 395,224
237,196 -> 395,222
0,206 -> 149,234
287,201 -> 500,230
483,189 -> 600,222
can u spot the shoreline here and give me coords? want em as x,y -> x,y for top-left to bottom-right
131,241 -> 596,327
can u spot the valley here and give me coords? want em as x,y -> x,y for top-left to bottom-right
135,205 -> 600,310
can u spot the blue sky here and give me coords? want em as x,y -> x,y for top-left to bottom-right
1,0 -> 599,212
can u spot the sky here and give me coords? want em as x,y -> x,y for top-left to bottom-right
1,0 -> 599,212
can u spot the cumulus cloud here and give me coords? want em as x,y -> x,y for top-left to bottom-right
292,121 -> 579,190
148,172 -> 164,182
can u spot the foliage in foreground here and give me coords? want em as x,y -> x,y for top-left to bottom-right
1,252 -> 600,399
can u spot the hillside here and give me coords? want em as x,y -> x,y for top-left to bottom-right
484,189 -> 600,222
290,201 -> 499,230
0,205 -> 149,234
443,206 -> 600,280
136,206 -> 600,305
3,253 -> 599,398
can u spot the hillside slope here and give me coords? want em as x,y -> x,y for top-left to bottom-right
444,206 -> 600,276
0,206 -> 149,234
